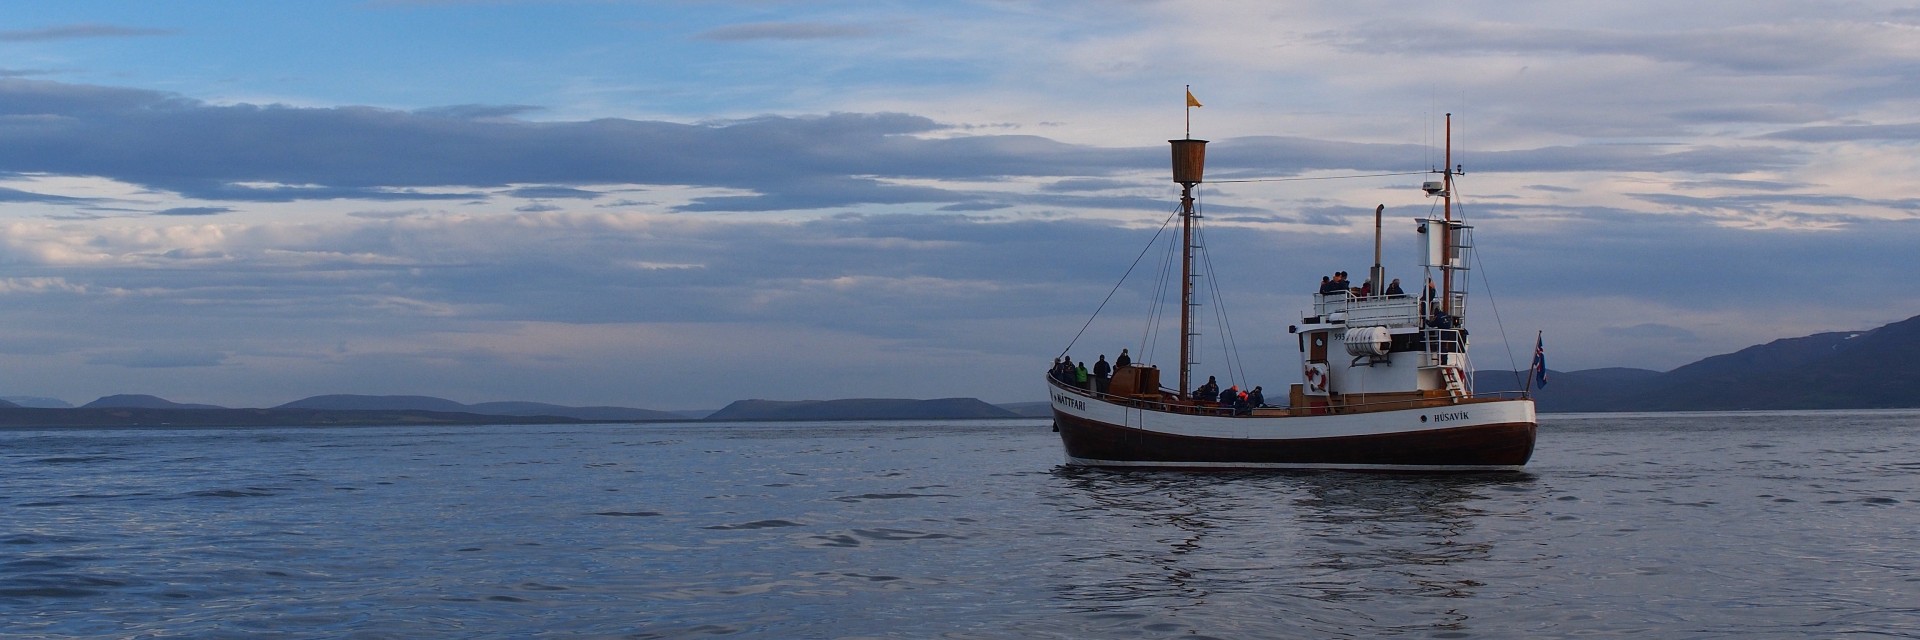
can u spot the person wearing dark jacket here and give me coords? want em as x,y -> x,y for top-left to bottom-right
1248,386 -> 1265,408
1114,349 -> 1131,370
1092,355 -> 1111,394
1194,376 -> 1219,403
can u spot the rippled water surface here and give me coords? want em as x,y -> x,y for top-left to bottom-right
4,411 -> 1918,638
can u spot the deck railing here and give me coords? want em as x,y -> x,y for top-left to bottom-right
1311,291 -> 1470,328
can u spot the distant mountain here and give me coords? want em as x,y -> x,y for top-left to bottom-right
706,398 -> 1021,421
3,396 -> 69,408
0,407 -> 595,428
0,397 -> 20,409
277,394 -> 469,412
1478,313 -> 1920,412
275,394 -> 681,421
466,401 -> 683,422
81,394 -> 227,410
995,401 -> 1053,417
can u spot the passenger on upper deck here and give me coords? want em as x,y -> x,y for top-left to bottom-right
1318,275 -> 1335,295
1248,386 -> 1265,408
1075,362 -> 1090,390
1356,279 -> 1373,298
1385,278 -> 1404,297
1114,349 -> 1131,370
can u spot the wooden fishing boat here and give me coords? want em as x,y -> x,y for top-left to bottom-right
1048,115 -> 1536,471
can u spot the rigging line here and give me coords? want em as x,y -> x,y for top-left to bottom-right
1142,204 -> 1185,365
1060,204 -> 1182,359
1143,203 -> 1183,366
1193,217 -> 1247,389
1209,171 -> 1428,184
1458,196 -> 1525,390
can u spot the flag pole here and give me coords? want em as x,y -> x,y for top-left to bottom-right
1185,84 -> 1191,139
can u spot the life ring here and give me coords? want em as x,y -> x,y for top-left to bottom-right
1303,363 -> 1330,395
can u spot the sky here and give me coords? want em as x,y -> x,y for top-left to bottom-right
2,1 -> 1918,409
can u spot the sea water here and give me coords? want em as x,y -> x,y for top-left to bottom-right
2,411 -> 1917,638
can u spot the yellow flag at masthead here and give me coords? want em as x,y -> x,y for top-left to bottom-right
1186,90 -> 1202,108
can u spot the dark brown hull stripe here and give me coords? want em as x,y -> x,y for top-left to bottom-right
1054,410 -> 1536,471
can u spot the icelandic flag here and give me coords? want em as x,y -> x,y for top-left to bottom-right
1531,333 -> 1549,389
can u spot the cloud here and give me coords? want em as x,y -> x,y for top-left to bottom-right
0,24 -> 176,42
0,277 -> 93,295
2,193 -> 1916,405
1762,123 -> 1920,142
696,22 -> 876,41
938,202 -> 1011,212
1,79 -> 1103,211
412,104 -> 544,120
1600,323 -> 1702,342
507,186 -> 602,199
1042,178 -> 1136,193
154,206 -> 233,216
0,187 -> 93,203
1318,20 -> 1920,73
86,348 -> 229,368
10,76 -> 1890,222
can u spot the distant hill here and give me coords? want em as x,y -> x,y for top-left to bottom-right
466,401 -> 684,422
0,397 -> 20,409
1478,313 -> 1920,412
277,394 -> 469,412
3,396 -> 69,408
706,398 -> 1021,421
995,401 -> 1053,417
276,394 -> 682,421
0,407 -> 595,428
81,394 -> 227,410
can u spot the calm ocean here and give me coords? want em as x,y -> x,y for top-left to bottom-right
3,411 -> 1917,638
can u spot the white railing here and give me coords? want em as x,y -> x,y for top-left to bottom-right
1312,292 -> 1424,328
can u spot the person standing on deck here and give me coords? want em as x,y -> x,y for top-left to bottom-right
1114,349 -> 1131,370
1074,362 -> 1090,391
1092,355 -> 1111,394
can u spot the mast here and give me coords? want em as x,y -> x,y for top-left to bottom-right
1169,138 -> 1207,399
1440,113 -> 1454,316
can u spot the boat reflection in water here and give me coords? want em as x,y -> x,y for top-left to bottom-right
1042,466 -> 1542,631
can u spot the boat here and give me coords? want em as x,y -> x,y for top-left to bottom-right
1047,115 -> 1536,471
